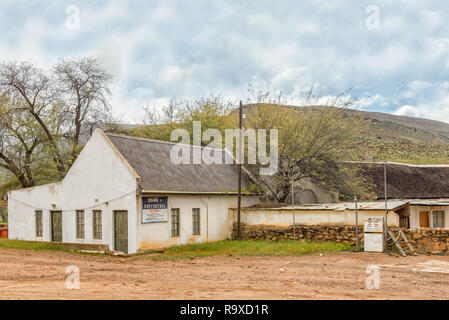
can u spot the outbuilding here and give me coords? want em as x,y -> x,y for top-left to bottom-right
8,129 -> 260,253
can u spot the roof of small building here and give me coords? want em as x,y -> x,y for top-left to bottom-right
245,199 -> 449,212
346,162 -> 449,199
277,200 -> 408,211
105,133 -> 252,194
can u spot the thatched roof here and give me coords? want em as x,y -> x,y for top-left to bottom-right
348,162 -> 449,199
106,133 -> 251,194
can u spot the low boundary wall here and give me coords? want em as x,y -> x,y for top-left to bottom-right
232,224 -> 449,255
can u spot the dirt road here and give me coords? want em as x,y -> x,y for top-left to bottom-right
1,247 -> 449,299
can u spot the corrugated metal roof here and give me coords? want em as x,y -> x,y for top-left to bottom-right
278,200 -> 407,211
407,199 -> 449,206
106,133 -> 251,193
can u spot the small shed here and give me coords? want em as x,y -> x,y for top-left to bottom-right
230,201 -> 406,228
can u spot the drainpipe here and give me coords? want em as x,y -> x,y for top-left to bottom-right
200,197 -> 209,242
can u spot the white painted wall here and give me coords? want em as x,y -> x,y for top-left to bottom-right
409,205 -> 449,229
8,129 -> 261,253
8,130 -> 139,253
230,208 -> 399,227
138,194 -> 259,250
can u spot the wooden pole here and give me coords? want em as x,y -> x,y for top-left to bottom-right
384,162 -> 388,252
237,100 -> 243,240
355,196 -> 359,251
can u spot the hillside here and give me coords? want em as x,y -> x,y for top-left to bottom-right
120,105 -> 449,165
244,104 -> 449,164
341,108 -> 449,164
344,108 -> 449,140
230,104 -> 449,164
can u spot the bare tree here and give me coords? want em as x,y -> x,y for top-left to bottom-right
0,62 -> 66,176
0,57 -> 115,189
54,57 -> 113,162
142,98 -> 182,125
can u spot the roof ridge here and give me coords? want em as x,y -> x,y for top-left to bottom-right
105,133 -> 228,153
105,133 -> 228,152
344,160 -> 449,168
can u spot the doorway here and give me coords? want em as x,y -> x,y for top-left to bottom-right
51,211 -> 62,242
114,211 -> 128,253
419,211 -> 429,228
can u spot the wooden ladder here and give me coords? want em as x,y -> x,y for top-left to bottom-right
387,229 -> 418,257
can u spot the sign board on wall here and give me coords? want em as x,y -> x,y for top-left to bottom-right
142,196 -> 168,223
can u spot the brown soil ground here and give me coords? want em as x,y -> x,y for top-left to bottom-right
1,247 -> 449,300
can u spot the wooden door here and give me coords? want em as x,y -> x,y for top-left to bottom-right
114,211 -> 128,253
51,211 -> 62,242
419,211 -> 429,228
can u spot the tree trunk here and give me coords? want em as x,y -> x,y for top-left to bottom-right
30,111 -> 66,176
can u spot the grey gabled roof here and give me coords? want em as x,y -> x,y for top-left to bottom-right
106,133 -> 251,194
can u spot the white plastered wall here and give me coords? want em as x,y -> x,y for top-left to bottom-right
137,194 -> 260,250
409,205 -> 449,229
8,130 -> 139,253
230,208 -> 399,227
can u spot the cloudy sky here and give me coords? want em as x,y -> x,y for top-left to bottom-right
1,0 -> 449,123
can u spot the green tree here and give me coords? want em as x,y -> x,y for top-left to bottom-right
243,92 -> 372,202
0,57 -> 116,191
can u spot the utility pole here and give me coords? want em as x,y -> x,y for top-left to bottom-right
355,196 -> 359,251
384,162 -> 388,252
237,100 -> 243,240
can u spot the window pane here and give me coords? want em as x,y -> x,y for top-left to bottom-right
93,210 -> 102,239
171,209 -> 180,237
433,211 -> 444,228
35,211 -> 43,237
192,208 -> 200,235
76,210 -> 84,239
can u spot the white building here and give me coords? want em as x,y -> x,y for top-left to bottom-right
8,129 -> 260,253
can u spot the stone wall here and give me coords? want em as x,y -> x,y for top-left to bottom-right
404,229 -> 449,255
232,224 -> 449,255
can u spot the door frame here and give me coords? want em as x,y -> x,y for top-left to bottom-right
50,211 -> 63,242
419,211 -> 430,228
114,210 -> 128,253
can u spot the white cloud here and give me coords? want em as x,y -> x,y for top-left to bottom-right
394,105 -> 423,118
1,0 -> 449,123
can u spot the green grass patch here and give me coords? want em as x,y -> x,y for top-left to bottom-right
141,240 -> 353,261
0,238 -> 74,252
